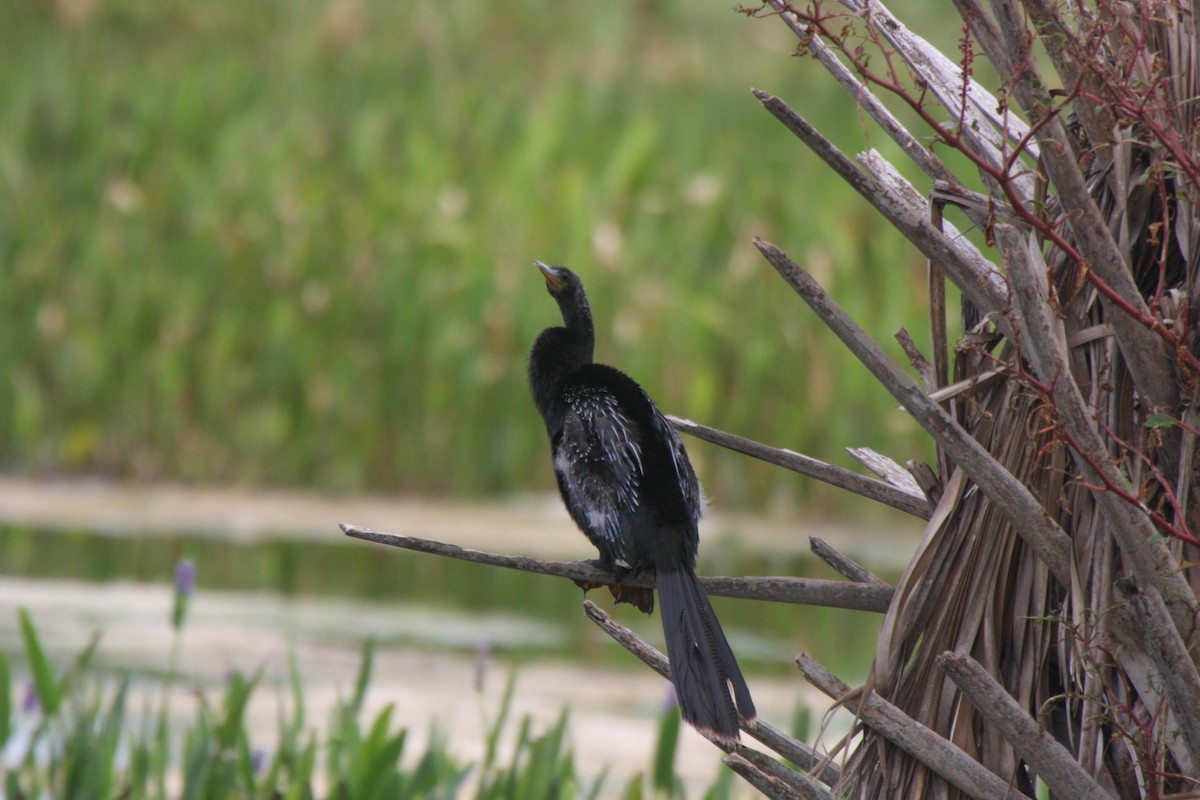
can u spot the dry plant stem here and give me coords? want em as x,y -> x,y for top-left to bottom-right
856,151 -> 990,285
999,226 -> 1198,631
768,9 -> 994,233
810,536 -> 886,585
583,599 -> 672,680
1109,604 -> 1200,776
791,14 -> 1025,279
720,756 -> 797,800
936,652 -> 1110,800
846,446 -> 925,498
746,719 -> 843,786
978,0 -> 1185,409
720,756 -> 784,800
752,90 -> 1010,322
754,237 -> 1075,587
931,181 -> 1029,228
927,201 -> 950,392
802,0 -> 1039,191
733,748 -> 835,800
782,0 -> 1036,223
581,600 -> 837,795
799,33 -> 958,183
1114,580 -> 1200,767
1177,391 -> 1200,547
1018,0 -> 1113,152
722,754 -> 821,800
895,328 -> 936,389
795,0 -> 1196,392
714,576 -> 892,611
922,368 -> 1007,405
846,0 -> 1035,155
744,718 -> 842,787
796,652 -> 1033,800
340,523 -> 894,612
667,415 -> 930,519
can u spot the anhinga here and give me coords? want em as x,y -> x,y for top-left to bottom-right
527,261 -> 755,743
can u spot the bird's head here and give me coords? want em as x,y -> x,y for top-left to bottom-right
533,260 -> 593,342
528,260 -> 596,401
535,261 -> 583,300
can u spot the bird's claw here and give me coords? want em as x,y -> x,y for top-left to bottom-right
573,561 -> 656,615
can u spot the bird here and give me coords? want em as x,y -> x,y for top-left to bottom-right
527,260 -> 755,743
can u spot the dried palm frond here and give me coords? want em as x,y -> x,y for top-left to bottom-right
745,0 -> 1200,797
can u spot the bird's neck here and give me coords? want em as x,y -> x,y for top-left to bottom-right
530,293 -> 595,421
558,292 -> 595,347
529,325 -> 593,421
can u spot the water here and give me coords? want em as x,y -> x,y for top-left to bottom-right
0,477 -> 920,793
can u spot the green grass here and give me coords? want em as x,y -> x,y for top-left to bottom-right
3,601 -> 738,799
0,0 -> 937,508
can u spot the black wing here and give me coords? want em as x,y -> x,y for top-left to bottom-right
651,409 -> 702,525
553,383 -> 644,566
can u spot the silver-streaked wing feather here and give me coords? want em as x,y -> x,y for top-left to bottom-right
554,386 -> 643,551
652,409 -> 702,523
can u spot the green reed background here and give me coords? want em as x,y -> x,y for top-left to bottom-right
0,0 -> 947,509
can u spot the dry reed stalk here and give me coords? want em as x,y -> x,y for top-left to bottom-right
742,0 -> 1200,796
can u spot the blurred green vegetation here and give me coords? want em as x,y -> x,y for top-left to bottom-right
6,606 -> 741,799
0,0 -> 938,509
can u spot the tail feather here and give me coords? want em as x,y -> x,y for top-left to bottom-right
656,567 -> 756,742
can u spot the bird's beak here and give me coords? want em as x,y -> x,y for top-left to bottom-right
535,260 -> 566,290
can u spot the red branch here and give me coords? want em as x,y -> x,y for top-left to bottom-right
759,1 -> 1200,376
1012,356 -> 1199,546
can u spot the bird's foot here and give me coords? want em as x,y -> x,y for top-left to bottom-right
608,584 -> 655,615
573,560 -> 655,614
571,559 -> 610,597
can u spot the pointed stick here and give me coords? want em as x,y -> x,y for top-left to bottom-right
1000,225 -> 1198,631
1113,580 -> 1200,768
341,524 -> 894,612
809,537 -> 885,586
753,237 -> 1074,587
667,415 -> 929,519
937,652 -> 1112,800
752,89 -> 1009,323
977,0 -> 1182,416
796,653 -> 1034,800
582,599 -> 839,789
723,750 -> 833,800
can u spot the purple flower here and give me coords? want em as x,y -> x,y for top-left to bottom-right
250,746 -> 266,773
660,683 -> 678,715
174,559 -> 197,598
21,680 -> 39,714
171,558 -> 197,630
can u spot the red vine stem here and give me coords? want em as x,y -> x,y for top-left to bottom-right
765,1 -> 1200,375
1014,360 -> 1199,545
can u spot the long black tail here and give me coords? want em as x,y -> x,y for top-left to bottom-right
656,566 -> 756,742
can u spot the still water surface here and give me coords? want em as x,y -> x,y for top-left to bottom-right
0,478 -> 920,793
